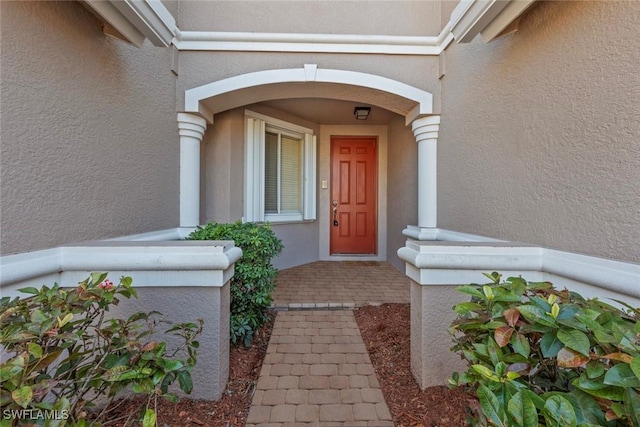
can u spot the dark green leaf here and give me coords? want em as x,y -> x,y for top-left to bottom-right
478,384 -> 506,427
557,329 -> 591,356
560,389 -> 607,425
177,371 -> 193,394
507,390 -> 538,427
517,305 -> 557,327
603,363 -> 640,388
161,360 -> 184,372
511,333 -> 530,358
542,395 -> 577,427
585,361 -> 605,379
456,285 -> 485,299
540,331 -> 564,358
624,388 -> 640,426
573,376 -> 625,400
630,356 -> 640,381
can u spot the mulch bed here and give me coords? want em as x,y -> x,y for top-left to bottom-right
354,303 -> 477,427
102,304 -> 477,426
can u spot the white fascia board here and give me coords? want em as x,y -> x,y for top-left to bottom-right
174,31 -> 441,55
84,0 -> 146,47
110,0 -> 177,47
84,0 -> 176,47
480,0 -> 536,42
450,0 -> 511,43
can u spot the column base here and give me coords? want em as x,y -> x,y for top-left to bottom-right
410,280 -> 468,389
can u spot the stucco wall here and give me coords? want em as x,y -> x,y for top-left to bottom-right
439,0 -> 640,263
0,1 -> 179,255
202,109 -> 245,223
108,285 -> 230,400
177,1 -> 442,36
387,116 -> 418,271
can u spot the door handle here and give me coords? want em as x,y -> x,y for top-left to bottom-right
332,200 -> 339,226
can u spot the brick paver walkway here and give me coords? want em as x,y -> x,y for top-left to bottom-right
272,261 -> 409,309
246,310 -> 394,426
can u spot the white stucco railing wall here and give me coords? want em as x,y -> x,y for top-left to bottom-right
0,232 -> 240,401
398,227 -> 640,390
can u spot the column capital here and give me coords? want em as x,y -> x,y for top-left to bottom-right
177,112 -> 207,140
411,115 -> 440,143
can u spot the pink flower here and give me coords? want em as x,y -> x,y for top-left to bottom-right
98,279 -> 114,291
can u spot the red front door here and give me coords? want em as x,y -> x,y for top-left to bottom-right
330,136 -> 377,254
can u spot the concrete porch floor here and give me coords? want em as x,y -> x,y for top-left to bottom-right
271,261 -> 410,309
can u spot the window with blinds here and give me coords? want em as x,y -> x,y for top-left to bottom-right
244,110 -> 316,223
265,130 -> 303,215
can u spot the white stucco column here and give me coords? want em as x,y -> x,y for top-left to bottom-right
178,113 -> 207,227
412,115 -> 440,229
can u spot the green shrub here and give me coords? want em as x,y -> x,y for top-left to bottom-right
450,272 -> 640,427
187,221 -> 283,346
0,273 -> 202,426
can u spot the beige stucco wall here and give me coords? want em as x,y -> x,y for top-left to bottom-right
108,284 -> 230,400
202,109 -> 245,223
0,1 -> 179,255
176,1 -> 442,36
439,1 -> 640,263
387,115 -> 418,271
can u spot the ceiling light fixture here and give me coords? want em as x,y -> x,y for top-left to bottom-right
353,106 -> 371,120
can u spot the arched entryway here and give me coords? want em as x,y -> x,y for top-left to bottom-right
177,64 -> 441,266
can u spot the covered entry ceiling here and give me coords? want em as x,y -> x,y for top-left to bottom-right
258,98 -> 399,125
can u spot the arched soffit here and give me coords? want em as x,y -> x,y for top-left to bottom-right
184,64 -> 433,126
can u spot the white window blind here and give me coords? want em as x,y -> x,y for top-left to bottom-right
244,111 -> 316,223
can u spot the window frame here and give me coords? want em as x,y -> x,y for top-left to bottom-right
244,110 -> 316,223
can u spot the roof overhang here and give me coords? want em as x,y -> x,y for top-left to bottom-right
83,0 -> 177,47
450,0 -> 536,43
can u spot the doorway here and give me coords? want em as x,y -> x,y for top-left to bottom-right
330,136 -> 378,254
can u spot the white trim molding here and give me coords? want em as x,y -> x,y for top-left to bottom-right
0,239 -> 242,297
185,64 -> 433,125
84,0 -> 177,47
398,231 -> 640,302
402,225 -> 505,242
450,0 -> 536,43
174,30 -> 445,55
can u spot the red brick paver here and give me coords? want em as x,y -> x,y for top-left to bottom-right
246,310 -> 394,426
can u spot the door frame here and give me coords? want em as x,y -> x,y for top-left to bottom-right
330,136 -> 378,255
318,125 -> 388,262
